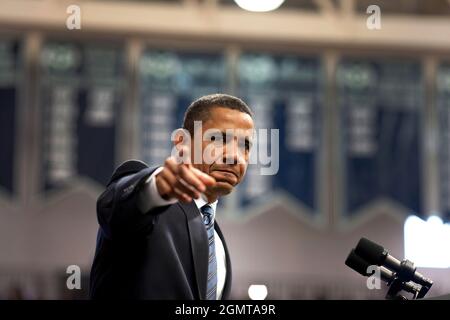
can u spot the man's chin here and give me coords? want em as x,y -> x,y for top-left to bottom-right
212,181 -> 234,196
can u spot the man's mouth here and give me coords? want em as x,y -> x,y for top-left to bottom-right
211,169 -> 240,186
213,169 -> 239,180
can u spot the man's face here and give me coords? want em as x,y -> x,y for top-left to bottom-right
191,106 -> 254,198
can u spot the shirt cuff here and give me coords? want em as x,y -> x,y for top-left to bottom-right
137,166 -> 178,214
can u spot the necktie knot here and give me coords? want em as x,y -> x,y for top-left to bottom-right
201,204 -> 215,226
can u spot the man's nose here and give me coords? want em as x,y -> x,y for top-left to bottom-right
222,138 -> 244,165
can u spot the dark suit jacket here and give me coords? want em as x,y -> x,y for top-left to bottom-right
89,160 -> 232,299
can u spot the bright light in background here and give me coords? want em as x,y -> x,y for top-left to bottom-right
234,0 -> 285,12
248,284 -> 268,300
404,215 -> 450,268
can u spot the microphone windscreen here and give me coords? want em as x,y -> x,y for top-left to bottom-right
355,237 -> 385,265
345,249 -> 371,276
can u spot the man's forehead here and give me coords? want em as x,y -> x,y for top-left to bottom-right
206,127 -> 255,140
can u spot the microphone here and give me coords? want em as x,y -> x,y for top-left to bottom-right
345,249 -> 421,295
354,237 -> 433,288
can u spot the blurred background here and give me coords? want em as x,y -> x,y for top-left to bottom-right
1,0 -> 450,300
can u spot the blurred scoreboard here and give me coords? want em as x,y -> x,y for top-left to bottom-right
437,63 -> 450,220
39,40 -> 124,193
237,53 -> 323,216
2,37 -> 449,221
0,38 -> 21,196
337,58 -> 424,217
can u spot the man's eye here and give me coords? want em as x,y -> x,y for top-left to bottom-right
241,141 -> 250,152
210,135 -> 224,143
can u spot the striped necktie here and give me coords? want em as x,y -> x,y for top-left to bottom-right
201,204 -> 217,300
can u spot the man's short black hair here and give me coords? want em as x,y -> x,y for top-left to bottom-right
182,93 -> 253,135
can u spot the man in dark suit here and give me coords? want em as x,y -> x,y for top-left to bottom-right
89,93 -> 254,299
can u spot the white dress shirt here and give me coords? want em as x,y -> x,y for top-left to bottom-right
137,167 -> 227,300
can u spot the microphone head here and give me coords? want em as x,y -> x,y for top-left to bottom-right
345,249 -> 372,276
355,237 -> 386,266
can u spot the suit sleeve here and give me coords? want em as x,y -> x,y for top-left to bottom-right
96,161 -> 169,239
137,166 -> 178,213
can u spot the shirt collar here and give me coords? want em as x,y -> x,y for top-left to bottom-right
193,193 -> 218,214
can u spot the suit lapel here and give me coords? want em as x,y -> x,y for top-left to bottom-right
178,201 -> 209,300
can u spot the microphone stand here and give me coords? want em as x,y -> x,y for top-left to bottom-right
384,259 -> 432,300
